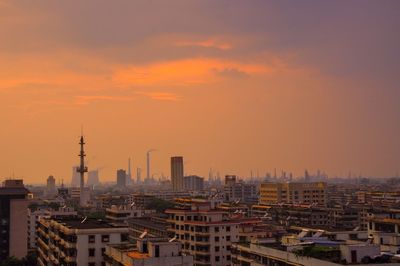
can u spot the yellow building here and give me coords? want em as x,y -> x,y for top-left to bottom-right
259,182 -> 327,206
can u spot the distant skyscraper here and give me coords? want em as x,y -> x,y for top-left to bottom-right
46,175 -> 56,197
127,157 -> 132,185
117,169 -> 127,188
184,175 -> 204,191
171,156 -> 184,191
87,170 -> 100,186
146,149 -> 156,182
71,166 -> 80,187
136,168 -> 142,184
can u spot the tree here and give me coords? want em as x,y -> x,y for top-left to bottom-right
0,257 -> 23,266
145,198 -> 174,213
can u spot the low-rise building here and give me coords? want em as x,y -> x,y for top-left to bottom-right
224,175 -> 258,204
104,238 -> 194,266
37,216 -> 129,266
105,205 -> 155,224
260,182 -> 327,206
129,216 -> 173,240
28,206 -> 77,250
166,199 -> 239,266
184,175 -> 204,191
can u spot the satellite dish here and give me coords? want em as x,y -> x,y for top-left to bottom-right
139,230 -> 148,239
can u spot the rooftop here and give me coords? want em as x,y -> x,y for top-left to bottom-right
0,187 -> 30,196
53,217 -> 125,230
129,217 -> 168,231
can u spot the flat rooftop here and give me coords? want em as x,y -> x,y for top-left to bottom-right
129,217 -> 168,231
54,217 -> 124,229
0,187 -> 29,195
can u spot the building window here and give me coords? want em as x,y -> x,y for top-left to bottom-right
215,256 -> 220,262
227,236 -> 231,241
88,263 -> 95,266
214,227 -> 219,233
101,248 -> 105,256
215,246 -> 220,252
101,235 -> 110,243
226,226 -> 230,232
121,233 -> 128,242
215,236 -> 219,242
88,248 -> 95,257
88,235 -> 95,243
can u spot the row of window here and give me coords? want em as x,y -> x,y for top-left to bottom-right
88,235 -> 109,243
178,234 -> 231,242
88,247 -> 106,257
174,224 -> 231,232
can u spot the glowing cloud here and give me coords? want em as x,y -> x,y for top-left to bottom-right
113,58 -> 271,87
175,39 -> 232,50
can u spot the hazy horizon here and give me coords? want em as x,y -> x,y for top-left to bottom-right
1,1 -> 399,183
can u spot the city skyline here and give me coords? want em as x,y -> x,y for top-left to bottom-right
1,1 -> 399,182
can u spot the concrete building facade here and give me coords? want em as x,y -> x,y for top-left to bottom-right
166,200 -> 239,266
171,156 -> 184,191
37,217 -> 129,266
0,179 -> 30,260
260,182 -> 327,206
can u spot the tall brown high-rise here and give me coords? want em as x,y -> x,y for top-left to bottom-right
171,156 -> 184,191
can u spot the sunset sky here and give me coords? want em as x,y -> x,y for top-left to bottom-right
1,1 -> 399,184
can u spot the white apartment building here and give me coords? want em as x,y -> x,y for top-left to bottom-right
37,216 -> 129,266
28,207 -> 77,250
105,205 -> 155,224
166,200 -> 239,266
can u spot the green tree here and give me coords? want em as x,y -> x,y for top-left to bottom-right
145,198 -> 174,213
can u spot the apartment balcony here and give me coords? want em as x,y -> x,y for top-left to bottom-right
62,240 -> 76,248
65,256 -> 77,263
195,242 -> 210,247
59,250 -> 66,258
37,257 -> 46,266
37,228 -> 48,238
37,247 -> 49,262
194,249 -> 210,256
194,231 -> 210,236
195,236 -> 210,242
37,238 -> 50,250
194,260 -> 211,266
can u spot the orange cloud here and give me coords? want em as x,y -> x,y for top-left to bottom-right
74,95 -> 135,105
113,58 -> 271,87
137,91 -> 182,101
175,39 -> 232,50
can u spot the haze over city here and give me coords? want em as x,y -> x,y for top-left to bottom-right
1,1 -> 399,183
